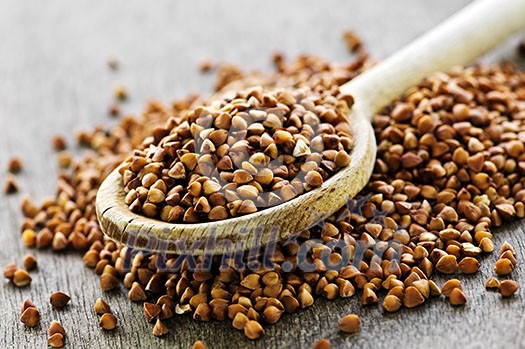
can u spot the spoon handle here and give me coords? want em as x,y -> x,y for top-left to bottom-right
341,0 -> 525,116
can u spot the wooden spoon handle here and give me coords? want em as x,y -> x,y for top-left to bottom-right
341,0 -> 525,116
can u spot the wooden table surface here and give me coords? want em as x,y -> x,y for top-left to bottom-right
1,1 -> 525,348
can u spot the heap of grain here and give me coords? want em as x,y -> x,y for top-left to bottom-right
10,36 -> 524,342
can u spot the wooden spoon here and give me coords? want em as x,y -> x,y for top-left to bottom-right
96,0 -> 525,255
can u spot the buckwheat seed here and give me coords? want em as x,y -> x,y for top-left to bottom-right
339,314 -> 360,334
20,306 -> 40,327
99,313 -> 118,330
94,298 -> 111,315
499,280 -> 519,297
50,291 -> 71,308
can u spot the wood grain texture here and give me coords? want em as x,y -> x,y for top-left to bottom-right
1,0 -> 525,348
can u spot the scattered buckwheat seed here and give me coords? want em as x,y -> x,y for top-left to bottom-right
50,291 -> 71,308
94,298 -> 111,315
339,314 -> 361,334
312,338 -> 331,349
499,280 -> 519,297
114,85 -> 128,101
4,175 -> 19,194
52,135 -> 67,151
99,313 -> 118,330
20,306 -> 40,327
193,340 -> 207,349
7,156 -> 22,173
22,254 -> 37,271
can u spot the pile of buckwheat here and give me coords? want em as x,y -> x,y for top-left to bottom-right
4,33 -> 524,347
120,85 -> 354,222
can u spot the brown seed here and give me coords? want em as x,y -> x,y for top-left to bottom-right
48,321 -> 66,336
305,171 -> 323,187
13,269 -> 32,287
313,339 -> 331,349
383,295 -> 402,312
323,283 -> 339,300
233,170 -> 253,184
343,30 -> 362,52
458,257 -> 480,274
50,292 -> 71,308
500,250 -> 517,266
52,232 -> 68,251
152,319 -> 169,337
244,320 -> 264,339
199,60 -> 213,73
114,84 -> 128,101
334,150 -> 351,167
4,175 -> 19,194
240,274 -> 261,290
479,237 -> 494,253
387,285 -> 405,299
128,282 -> 147,301
412,279 -> 430,299
494,258 -> 514,276
403,286 -> 425,308
193,340 -> 207,349
436,255 -> 458,274
262,306 -> 283,324
36,228 -> 53,249
160,303 -> 174,320
3,262 -> 17,280
361,286 -> 378,305
21,299 -> 36,313
20,307 -> 40,327
99,313 -> 118,330
83,250 -> 100,268
485,277 -> 500,289
495,203 -> 516,220
48,333 -> 65,348
143,302 -> 161,323
339,279 -> 356,297
273,130 -> 293,144
8,157 -> 23,173
449,288 -> 467,306
21,229 -> 37,248
100,273 -> 119,291
442,279 -> 462,297
148,188 -> 165,204
401,152 -> 423,168
237,200 -> 257,215
194,303 -> 212,321
499,241 -> 516,255
499,280 -> 519,297
109,103 -> 120,117
22,254 -> 37,271
208,206 -> 229,221
298,288 -> 314,308
339,314 -> 360,334
428,280 -> 441,297
261,271 -> 280,286
232,312 -> 249,330
57,151 -> 72,168
52,135 -> 67,151
94,298 -> 111,315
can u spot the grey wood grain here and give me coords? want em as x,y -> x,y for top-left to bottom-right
1,0 -> 524,348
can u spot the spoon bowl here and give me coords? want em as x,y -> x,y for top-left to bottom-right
96,102 -> 375,255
